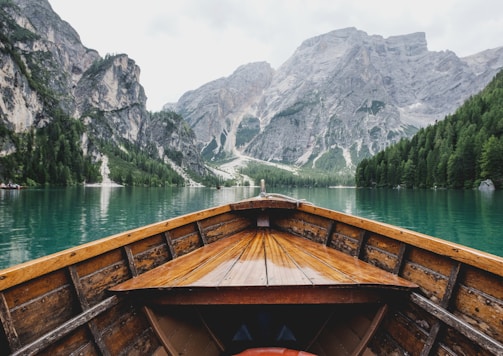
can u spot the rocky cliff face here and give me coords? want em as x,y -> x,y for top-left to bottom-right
175,62 -> 275,159
0,0 -> 208,183
174,28 -> 503,173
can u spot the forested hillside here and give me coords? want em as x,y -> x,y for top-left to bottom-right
0,0 -> 211,187
356,70 -> 503,189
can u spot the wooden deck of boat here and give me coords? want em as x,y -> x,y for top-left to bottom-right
111,228 -> 417,305
2,195 -> 503,355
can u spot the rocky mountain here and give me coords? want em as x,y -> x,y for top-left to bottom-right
173,28 -> 503,175
0,0 -> 208,185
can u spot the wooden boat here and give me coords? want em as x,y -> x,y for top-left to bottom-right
0,190 -> 502,355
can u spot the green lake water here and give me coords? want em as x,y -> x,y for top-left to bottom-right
1,186 -> 502,269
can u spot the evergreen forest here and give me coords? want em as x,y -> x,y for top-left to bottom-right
0,111 -> 101,186
239,162 -> 355,188
356,70 -> 503,189
0,110 -> 190,187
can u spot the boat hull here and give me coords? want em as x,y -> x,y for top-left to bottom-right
0,196 -> 502,355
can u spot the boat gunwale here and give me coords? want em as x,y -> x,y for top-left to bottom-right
296,203 -> 503,278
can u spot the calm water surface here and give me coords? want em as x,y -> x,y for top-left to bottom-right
1,186 -> 502,269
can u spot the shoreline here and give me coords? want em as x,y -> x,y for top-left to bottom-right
84,182 -> 124,188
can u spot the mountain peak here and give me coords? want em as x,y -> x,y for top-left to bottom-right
298,28 -> 428,55
174,28 -> 502,176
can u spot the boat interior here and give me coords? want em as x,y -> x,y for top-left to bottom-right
1,196 -> 502,355
145,303 -> 388,355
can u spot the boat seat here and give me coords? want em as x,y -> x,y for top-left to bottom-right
233,347 -> 316,356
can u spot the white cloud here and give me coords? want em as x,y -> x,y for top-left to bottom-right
48,0 -> 503,111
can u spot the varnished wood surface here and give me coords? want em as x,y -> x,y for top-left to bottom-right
111,228 -> 417,292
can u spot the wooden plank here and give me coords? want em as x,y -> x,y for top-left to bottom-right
275,213 -> 329,244
144,285 -> 407,305
163,231 -> 177,259
366,233 -> 403,256
411,292 -> 503,355
68,266 -> 89,308
453,284 -> 503,340
393,243 -> 407,275
203,217 -> 252,244
39,326 -> 99,356
441,262 -> 461,307
0,292 -> 20,352
99,303 -> 152,355
352,304 -> 388,356
79,259 -> 130,306
172,230 -> 201,257
420,322 -> 441,356
68,266 -> 110,356
177,231 -> 257,287
461,265 -> 503,299
11,284 -> 79,345
363,245 -> 397,273
133,243 -> 171,275
330,223 -> 361,256
325,221 -> 336,246
110,229 -> 416,304
75,248 -> 125,278
264,231 -> 311,286
3,269 -> 68,308
408,260 -> 459,355
124,245 -> 139,277
270,232 -> 354,285
356,231 -> 371,259
441,324 -> 494,356
382,310 -> 426,355
197,309 -> 226,352
230,199 -> 299,210
10,296 -> 119,356
143,307 -> 177,355
218,231 -> 267,286
401,260 -> 449,302
121,326 -> 162,356
453,266 -> 503,340
129,234 -> 165,255
153,346 -> 169,356
197,221 -> 209,245
154,307 -> 221,356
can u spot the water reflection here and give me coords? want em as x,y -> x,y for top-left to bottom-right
99,186 -> 113,217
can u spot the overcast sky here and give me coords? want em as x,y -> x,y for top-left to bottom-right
48,0 -> 503,111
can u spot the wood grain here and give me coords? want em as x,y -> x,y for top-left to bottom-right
111,228 -> 417,298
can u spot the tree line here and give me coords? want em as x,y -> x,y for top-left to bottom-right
356,70 -> 503,189
239,161 -> 355,187
101,139 -> 186,187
